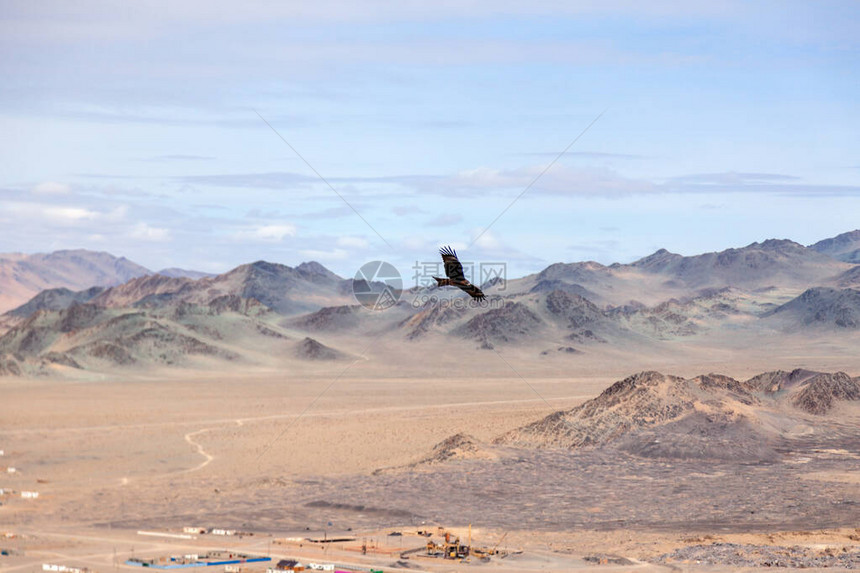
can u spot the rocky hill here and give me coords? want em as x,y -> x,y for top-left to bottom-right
627,239 -> 848,290
374,433 -> 500,474
6,286 -> 106,318
0,249 -> 151,312
747,369 -> 860,414
294,337 -> 346,360
453,301 -> 543,347
493,369 -> 860,461
809,229 -> 860,263
288,305 -> 363,332
3,260 -> 354,322
91,274 -> 195,308
764,287 -> 860,328
836,266 -> 860,287
0,297 -> 297,376
490,237 -> 852,307
163,260 -> 352,315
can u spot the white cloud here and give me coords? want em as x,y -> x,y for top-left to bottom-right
253,224 -> 297,241
32,181 -> 70,195
45,206 -> 98,222
130,223 -> 171,242
2,201 -> 99,223
233,223 -> 298,242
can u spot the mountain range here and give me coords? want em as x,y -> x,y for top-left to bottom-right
0,249 -> 209,313
1,231 -> 859,376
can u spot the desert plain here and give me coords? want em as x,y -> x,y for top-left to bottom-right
2,350 -> 860,572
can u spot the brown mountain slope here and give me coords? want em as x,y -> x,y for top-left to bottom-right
496,371 -> 758,450
764,287 -> 860,328
0,298 -> 305,376
747,369 -> 860,414
3,259 -> 355,324
487,238 -> 852,306
627,239 -> 849,290
91,274 -> 194,308
294,337 -> 347,360
0,249 -> 150,312
493,369 -> 860,461
130,260 -> 352,315
809,229 -> 860,263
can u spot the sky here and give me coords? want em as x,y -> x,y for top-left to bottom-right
1,1 -> 858,282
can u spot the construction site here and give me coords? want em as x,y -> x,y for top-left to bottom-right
398,527 -> 517,563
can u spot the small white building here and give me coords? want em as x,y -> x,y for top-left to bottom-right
21,491 -> 39,499
6,467 -> 16,474
42,564 -> 88,573
183,526 -> 206,534
210,528 -> 236,536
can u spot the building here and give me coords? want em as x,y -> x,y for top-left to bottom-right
42,564 -> 90,573
183,527 -> 206,534
267,559 -> 303,572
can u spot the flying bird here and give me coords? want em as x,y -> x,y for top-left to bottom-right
433,246 -> 486,301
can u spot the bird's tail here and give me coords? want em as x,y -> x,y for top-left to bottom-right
432,276 -> 451,287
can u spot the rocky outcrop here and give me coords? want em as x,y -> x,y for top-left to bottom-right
495,371 -> 771,460
766,287 -> 860,328
790,372 -> 860,415
809,229 -> 860,263
294,337 -> 344,361
292,305 -> 362,332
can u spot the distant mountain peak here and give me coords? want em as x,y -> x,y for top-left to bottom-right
244,260 -> 285,273
631,248 -> 683,268
812,229 -> 860,245
752,238 -> 804,250
296,261 -> 342,281
0,249 -> 151,313
296,260 -> 327,274
809,229 -> 860,263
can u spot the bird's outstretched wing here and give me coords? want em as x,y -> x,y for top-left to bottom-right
439,246 -> 466,281
458,283 -> 486,301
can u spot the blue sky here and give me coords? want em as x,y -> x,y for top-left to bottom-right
1,1 -> 858,280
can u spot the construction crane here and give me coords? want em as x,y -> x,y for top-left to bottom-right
491,532 -> 508,554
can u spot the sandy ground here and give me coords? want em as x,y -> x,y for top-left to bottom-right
2,362 -> 860,572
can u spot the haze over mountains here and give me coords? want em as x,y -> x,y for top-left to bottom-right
0,249 -> 208,313
1,230 -> 859,377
